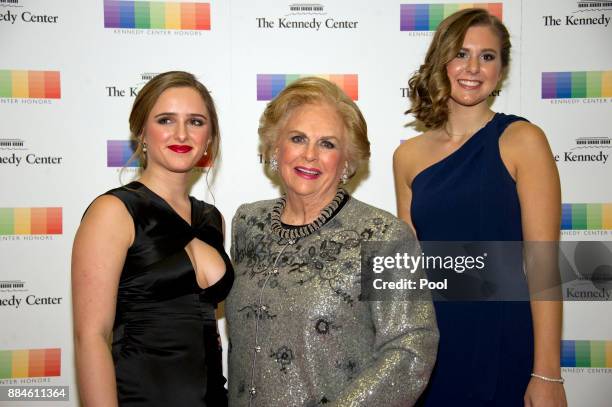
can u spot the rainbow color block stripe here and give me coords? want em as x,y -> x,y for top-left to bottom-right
542,71 -> 612,99
0,208 -> 62,235
0,349 -> 61,379
107,140 -> 211,167
0,70 -> 61,99
257,74 -> 358,101
562,340 -> 612,368
400,3 -> 503,31
104,0 -> 210,30
561,203 -> 612,230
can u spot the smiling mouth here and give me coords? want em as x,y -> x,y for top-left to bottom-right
168,145 -> 193,153
294,166 -> 321,179
458,79 -> 482,88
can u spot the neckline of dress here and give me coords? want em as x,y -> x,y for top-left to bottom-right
412,112 -> 499,187
131,181 -> 195,228
270,188 -> 349,240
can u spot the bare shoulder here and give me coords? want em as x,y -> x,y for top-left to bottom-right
78,194 -> 134,247
499,120 -> 556,182
501,120 -> 552,154
393,131 -> 434,179
394,132 -> 431,160
82,194 -> 131,225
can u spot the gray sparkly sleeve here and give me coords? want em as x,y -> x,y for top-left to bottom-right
230,204 -> 245,262
331,223 -> 439,407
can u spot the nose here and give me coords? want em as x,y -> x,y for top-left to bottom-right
467,55 -> 480,74
176,122 -> 188,142
304,141 -> 318,162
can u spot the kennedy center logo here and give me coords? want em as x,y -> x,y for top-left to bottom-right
543,1 -> 611,28
0,70 -> 60,104
104,0 -> 210,33
0,0 -> 60,25
542,71 -> 612,105
0,138 -> 64,167
400,3 -> 502,33
0,208 -> 62,236
561,203 -> 611,238
257,74 -> 358,101
0,349 -> 61,379
554,137 -> 611,166
542,71 -> 611,99
255,3 -> 359,31
561,340 -> 612,373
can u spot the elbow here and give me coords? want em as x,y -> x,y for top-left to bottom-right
73,329 -> 112,355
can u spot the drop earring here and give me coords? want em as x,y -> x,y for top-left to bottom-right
269,155 -> 278,172
142,142 -> 147,153
340,162 -> 349,185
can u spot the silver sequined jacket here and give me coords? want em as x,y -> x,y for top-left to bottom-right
226,196 -> 438,407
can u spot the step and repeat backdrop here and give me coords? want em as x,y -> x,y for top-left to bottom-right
1,0 -> 610,405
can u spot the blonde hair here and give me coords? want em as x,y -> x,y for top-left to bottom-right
129,71 -> 220,168
258,76 -> 370,177
407,8 -> 511,129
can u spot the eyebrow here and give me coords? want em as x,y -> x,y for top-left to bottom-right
320,135 -> 340,141
460,47 -> 498,54
154,112 -> 207,118
287,131 -> 340,140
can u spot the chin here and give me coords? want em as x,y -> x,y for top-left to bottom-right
288,182 -> 337,198
452,96 -> 489,107
285,184 -> 318,197
164,160 -> 200,173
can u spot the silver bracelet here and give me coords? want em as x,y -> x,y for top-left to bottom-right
531,373 -> 565,384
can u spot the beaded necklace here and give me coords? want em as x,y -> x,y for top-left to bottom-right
270,188 -> 348,240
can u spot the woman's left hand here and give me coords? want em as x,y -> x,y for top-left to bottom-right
524,377 -> 567,407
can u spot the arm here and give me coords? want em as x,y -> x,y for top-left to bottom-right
72,195 -> 133,407
501,122 -> 566,407
230,205 -> 245,262
393,145 -> 415,230
331,224 -> 439,406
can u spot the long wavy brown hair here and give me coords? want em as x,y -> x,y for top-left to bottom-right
407,8 -> 511,129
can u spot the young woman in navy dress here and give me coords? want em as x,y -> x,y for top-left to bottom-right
394,9 -> 566,407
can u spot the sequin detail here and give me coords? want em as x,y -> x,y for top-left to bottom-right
226,196 -> 439,406
269,346 -> 294,373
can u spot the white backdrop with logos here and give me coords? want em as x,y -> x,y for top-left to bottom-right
0,1 -> 610,406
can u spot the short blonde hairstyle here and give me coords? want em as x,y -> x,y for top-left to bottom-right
129,71 -> 220,168
258,77 -> 370,177
407,8 -> 511,129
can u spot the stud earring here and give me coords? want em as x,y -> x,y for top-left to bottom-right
142,142 -> 147,153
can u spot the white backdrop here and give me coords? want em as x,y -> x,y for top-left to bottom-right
1,1 -> 610,405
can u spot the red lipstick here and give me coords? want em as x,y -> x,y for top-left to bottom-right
168,145 -> 193,153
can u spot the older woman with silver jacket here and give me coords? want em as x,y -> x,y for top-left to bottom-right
226,77 -> 438,407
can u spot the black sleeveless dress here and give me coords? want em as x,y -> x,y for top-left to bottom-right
104,181 -> 233,406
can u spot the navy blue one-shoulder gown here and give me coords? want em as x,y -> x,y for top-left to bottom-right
412,113 -> 534,406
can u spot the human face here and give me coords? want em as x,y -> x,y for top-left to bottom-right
142,86 -> 210,173
446,25 -> 503,108
276,102 -> 348,204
